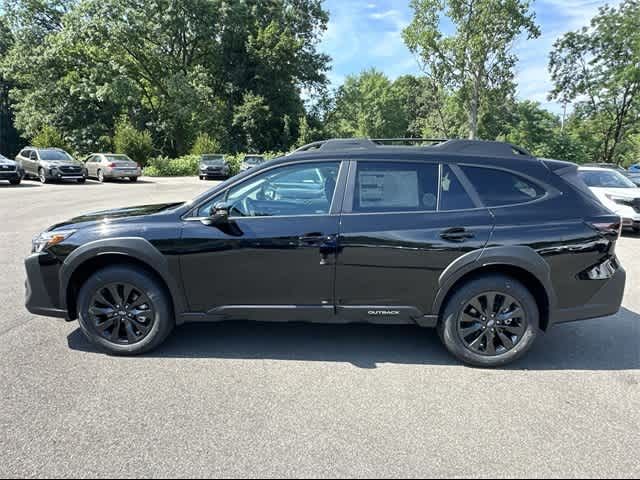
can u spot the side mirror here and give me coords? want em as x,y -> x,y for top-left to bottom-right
201,201 -> 231,226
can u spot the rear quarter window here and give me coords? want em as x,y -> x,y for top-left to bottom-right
461,166 -> 546,207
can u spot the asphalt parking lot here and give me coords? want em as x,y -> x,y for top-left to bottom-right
0,176 -> 638,478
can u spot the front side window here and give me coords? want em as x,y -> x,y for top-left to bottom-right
30,151 -> 38,161
354,161 -> 439,212
197,162 -> 340,217
461,166 -> 545,207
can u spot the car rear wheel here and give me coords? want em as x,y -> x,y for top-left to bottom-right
129,176 -> 138,182
77,266 -> 174,355
438,274 -> 539,368
97,169 -> 105,183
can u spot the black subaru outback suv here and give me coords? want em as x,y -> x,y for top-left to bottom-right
25,139 -> 626,367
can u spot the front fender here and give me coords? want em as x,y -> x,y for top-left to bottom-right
59,237 -> 188,321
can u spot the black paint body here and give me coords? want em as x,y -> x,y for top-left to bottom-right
25,146 -> 626,332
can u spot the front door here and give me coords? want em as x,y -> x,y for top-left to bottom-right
180,160 -> 345,321
335,160 -> 493,323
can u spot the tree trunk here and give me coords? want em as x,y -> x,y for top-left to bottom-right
468,73 -> 481,140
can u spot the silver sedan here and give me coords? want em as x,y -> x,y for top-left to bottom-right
84,154 -> 142,182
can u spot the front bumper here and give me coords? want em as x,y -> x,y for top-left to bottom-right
24,253 -> 67,319
0,170 -> 21,181
45,169 -> 86,181
549,264 -> 626,326
200,169 -> 229,178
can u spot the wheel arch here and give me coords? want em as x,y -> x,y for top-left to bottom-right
60,238 -> 187,323
433,246 -> 555,331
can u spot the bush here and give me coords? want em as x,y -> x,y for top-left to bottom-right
32,125 -> 71,152
191,133 -> 221,156
144,155 -> 200,177
113,119 -> 154,166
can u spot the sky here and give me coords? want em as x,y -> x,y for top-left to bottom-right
319,0 -> 622,114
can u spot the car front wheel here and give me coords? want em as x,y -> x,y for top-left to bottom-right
39,168 -> 48,184
77,266 -> 174,355
438,274 -> 539,368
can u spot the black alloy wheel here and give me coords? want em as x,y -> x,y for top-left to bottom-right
88,283 -> 155,345
457,292 -> 528,356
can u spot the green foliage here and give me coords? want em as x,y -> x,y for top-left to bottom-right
31,125 -> 71,151
0,0 -> 330,156
403,0 -> 540,139
145,155 -> 200,177
191,133 -> 221,156
327,69 -> 407,138
113,119 -> 154,166
549,0 -> 640,163
144,151 -> 285,177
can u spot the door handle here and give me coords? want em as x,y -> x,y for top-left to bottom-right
440,227 -> 475,242
298,232 -> 326,245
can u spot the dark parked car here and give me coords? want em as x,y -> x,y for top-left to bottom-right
25,139 -> 626,367
198,154 -> 230,180
0,153 -> 23,185
16,147 -> 86,183
240,154 -> 266,172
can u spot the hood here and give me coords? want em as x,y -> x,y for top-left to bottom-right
49,202 -> 185,231
0,156 -> 16,166
41,159 -> 83,167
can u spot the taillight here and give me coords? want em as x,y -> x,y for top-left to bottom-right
107,162 -> 116,168
587,216 -> 622,238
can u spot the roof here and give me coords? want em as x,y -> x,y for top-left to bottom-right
291,138 -> 534,159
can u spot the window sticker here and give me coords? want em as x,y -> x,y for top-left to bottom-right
359,170 -> 419,208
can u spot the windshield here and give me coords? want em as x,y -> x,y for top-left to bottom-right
40,150 -> 73,161
201,155 -> 224,165
106,155 -> 133,162
579,170 -> 636,188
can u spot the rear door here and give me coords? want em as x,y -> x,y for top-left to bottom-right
335,160 -> 494,322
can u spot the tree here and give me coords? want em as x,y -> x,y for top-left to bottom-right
326,69 -> 406,138
1,0 -> 330,155
113,118 -> 154,166
191,133 -> 221,156
403,0 -> 540,139
549,0 -> 640,164
31,125 -> 71,151
500,101 -> 586,162
0,15 -> 23,156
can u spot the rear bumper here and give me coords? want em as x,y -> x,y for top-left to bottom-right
549,265 -> 626,326
105,170 -> 141,178
24,253 -> 67,320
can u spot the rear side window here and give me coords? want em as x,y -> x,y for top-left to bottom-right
461,166 -> 545,207
354,162 -> 439,212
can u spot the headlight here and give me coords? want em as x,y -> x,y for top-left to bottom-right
32,230 -> 76,253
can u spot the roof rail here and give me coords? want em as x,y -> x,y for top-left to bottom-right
292,137 -> 533,158
434,139 -> 533,157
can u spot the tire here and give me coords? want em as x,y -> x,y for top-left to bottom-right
437,274 -> 539,368
77,177 -> 86,184
77,265 -> 175,355
129,176 -> 138,182
39,168 -> 48,184
9,177 -> 21,185
97,169 -> 105,183
199,175 -> 205,180
633,226 -> 640,234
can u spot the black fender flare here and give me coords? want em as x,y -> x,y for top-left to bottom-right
432,245 -> 556,315
59,237 -> 188,322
